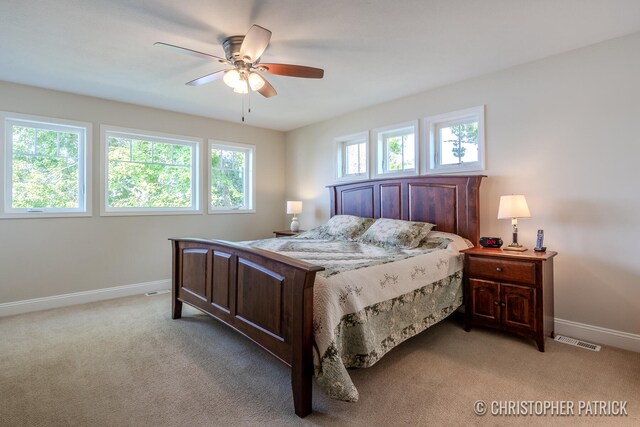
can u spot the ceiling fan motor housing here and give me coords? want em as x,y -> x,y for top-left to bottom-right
223,35 -> 247,62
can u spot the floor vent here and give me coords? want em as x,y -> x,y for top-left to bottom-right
554,335 -> 601,351
145,290 -> 170,296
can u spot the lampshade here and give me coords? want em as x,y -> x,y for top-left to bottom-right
286,201 -> 302,215
248,72 -> 265,91
233,79 -> 249,94
223,69 -> 241,88
497,195 -> 531,219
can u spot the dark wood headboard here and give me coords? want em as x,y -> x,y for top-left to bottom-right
327,175 -> 484,245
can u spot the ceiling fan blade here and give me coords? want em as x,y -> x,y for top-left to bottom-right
154,42 -> 228,63
186,70 -> 226,86
240,25 -> 272,63
257,76 -> 277,98
257,63 -> 324,79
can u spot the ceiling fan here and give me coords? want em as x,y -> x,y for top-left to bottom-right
155,25 -> 324,98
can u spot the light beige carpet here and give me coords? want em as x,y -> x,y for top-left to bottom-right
1,294 -> 638,426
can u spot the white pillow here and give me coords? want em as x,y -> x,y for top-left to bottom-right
426,230 -> 474,252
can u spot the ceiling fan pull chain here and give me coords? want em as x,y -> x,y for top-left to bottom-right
241,96 -> 245,122
248,90 -> 251,114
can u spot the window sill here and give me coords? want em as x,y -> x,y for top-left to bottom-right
100,209 -> 202,217
208,209 -> 256,215
335,173 -> 369,182
373,169 -> 419,179
0,212 -> 92,220
427,163 -> 484,175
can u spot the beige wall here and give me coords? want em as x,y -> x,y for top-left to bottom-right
2,32 -> 639,337
0,82 -> 286,303
285,32 -> 640,336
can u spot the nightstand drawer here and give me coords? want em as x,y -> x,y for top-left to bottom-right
467,256 -> 536,285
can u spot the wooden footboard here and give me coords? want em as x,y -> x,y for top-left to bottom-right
170,238 -> 323,417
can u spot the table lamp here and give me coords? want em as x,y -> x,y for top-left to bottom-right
497,195 -> 530,251
287,201 -> 302,232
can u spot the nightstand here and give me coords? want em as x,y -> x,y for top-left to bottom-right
461,247 -> 557,352
273,230 -> 304,238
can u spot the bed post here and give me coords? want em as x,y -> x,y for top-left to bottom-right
290,270 -> 316,417
464,175 -> 483,246
329,186 -> 337,217
171,239 -> 183,319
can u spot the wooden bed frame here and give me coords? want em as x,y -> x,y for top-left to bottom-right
170,175 -> 483,417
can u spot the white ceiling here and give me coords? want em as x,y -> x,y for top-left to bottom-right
1,0 -> 639,131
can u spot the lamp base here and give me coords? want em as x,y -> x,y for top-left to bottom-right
290,217 -> 299,232
504,245 -> 527,252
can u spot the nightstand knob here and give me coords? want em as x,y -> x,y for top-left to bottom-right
501,302 -> 506,307
496,267 -> 503,272
494,301 -> 500,305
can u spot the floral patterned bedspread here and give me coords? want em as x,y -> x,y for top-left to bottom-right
245,236 -> 466,402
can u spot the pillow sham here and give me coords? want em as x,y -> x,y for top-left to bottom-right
295,215 -> 375,241
356,218 -> 435,249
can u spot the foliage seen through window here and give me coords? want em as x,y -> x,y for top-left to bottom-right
10,124 -> 82,210
106,136 -> 194,209
383,132 -> 415,172
438,121 -> 479,165
210,147 -> 249,209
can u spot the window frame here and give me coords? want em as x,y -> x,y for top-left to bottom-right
373,120 -> 419,178
335,131 -> 369,181
100,125 -> 202,216
208,139 -> 256,214
1,111 -> 92,219
423,105 -> 485,174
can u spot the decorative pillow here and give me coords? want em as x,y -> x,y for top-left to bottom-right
356,218 -> 435,249
295,215 -> 375,241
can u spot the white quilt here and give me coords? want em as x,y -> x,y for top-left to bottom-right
246,232 -> 470,401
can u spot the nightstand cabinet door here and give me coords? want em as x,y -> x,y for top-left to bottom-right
501,284 -> 536,331
469,279 -> 500,322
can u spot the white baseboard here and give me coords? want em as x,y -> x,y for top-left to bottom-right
0,279 -> 171,317
2,288 -> 638,353
555,318 -> 640,353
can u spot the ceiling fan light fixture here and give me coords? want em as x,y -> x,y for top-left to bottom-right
223,69 -> 241,88
248,72 -> 265,91
233,79 -> 249,94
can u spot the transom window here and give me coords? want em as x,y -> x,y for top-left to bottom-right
1,113 -> 90,217
374,122 -> 418,176
336,132 -> 368,180
345,140 -> 367,175
425,106 -> 485,174
209,140 -> 255,213
102,126 -> 200,214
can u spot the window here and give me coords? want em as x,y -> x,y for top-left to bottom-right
336,132 -> 368,180
424,105 -> 485,174
1,112 -> 91,218
101,126 -> 200,215
209,140 -> 255,213
374,121 -> 418,176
